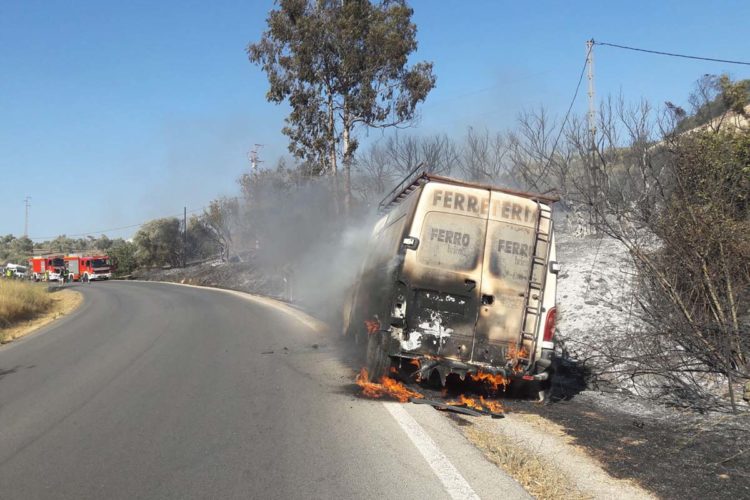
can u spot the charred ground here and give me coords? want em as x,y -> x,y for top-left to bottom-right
514,393 -> 750,499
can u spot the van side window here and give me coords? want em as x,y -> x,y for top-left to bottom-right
417,212 -> 483,272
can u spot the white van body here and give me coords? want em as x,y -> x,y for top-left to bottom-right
345,171 -> 559,386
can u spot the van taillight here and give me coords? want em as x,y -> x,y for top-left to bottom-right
543,307 -> 556,342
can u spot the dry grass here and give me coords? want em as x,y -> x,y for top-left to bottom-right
464,424 -> 590,500
0,280 -> 53,328
0,283 -> 81,343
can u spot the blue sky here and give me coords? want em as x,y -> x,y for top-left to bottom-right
1,0 -> 748,239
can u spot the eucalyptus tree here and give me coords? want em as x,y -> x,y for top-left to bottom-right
248,0 -> 436,213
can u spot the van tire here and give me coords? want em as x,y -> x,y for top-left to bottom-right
537,374 -> 554,403
511,375 -> 553,402
366,331 -> 392,381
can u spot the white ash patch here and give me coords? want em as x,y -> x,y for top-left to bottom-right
399,331 -> 422,351
418,310 -> 455,338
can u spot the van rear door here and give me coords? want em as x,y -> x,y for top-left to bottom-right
473,192 -> 541,366
401,183 -> 489,362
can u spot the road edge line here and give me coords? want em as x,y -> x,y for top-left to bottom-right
126,280 -> 329,334
383,402 -> 481,500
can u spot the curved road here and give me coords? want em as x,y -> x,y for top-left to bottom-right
0,281 -> 526,499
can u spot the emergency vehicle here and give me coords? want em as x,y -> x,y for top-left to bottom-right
3,263 -> 28,279
65,254 -> 113,281
28,255 -> 66,281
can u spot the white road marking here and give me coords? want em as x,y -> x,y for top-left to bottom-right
383,402 -> 481,500
142,280 -> 329,333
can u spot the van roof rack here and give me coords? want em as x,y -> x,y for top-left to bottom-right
378,163 -> 430,213
378,166 -> 560,213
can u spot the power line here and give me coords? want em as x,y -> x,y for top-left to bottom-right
593,39 -> 750,66
27,200 -> 237,241
420,70 -> 554,110
532,42 -> 592,187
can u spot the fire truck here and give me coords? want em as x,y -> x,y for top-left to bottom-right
65,254 -> 113,281
28,255 -> 66,281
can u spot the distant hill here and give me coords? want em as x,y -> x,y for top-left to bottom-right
675,78 -> 750,132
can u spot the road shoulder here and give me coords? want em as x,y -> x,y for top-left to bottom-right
1,288 -> 82,345
458,410 -> 657,500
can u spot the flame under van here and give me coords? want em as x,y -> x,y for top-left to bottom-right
344,170 -> 559,390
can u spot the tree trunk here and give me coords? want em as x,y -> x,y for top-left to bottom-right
327,99 -> 340,217
342,106 -> 352,218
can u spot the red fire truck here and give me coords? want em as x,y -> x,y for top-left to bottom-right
65,254 -> 113,281
28,255 -> 66,281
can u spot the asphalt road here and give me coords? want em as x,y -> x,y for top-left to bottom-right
0,281 -> 527,499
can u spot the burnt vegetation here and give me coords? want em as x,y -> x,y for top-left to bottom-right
562,76 -> 750,412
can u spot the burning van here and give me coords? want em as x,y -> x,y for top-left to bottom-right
344,167 -> 559,393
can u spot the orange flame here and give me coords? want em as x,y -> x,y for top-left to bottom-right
364,319 -> 380,335
506,344 -> 529,360
506,345 -> 529,374
448,394 -> 481,411
446,394 -> 504,414
479,396 -> 504,414
469,371 -> 509,391
355,368 -> 424,403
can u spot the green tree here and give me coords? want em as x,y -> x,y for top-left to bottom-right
248,0 -> 435,213
48,235 -> 78,254
0,235 -> 33,265
133,218 -> 182,267
108,239 -> 138,276
677,75 -> 750,133
94,235 -> 113,251
187,216 -> 221,261
201,197 -> 239,261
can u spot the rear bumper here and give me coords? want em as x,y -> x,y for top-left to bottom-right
398,353 -> 552,386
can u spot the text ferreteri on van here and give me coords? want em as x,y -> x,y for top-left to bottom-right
431,189 -> 536,223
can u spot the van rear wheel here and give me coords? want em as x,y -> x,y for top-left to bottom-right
366,331 -> 392,381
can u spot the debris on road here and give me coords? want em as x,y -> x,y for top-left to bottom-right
412,397 -> 504,418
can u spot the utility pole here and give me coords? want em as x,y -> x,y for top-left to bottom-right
586,39 -> 596,144
23,196 -> 31,238
183,206 -> 187,268
248,144 -> 264,171
586,39 -> 598,233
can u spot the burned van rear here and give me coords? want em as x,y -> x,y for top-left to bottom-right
346,169 -> 558,389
